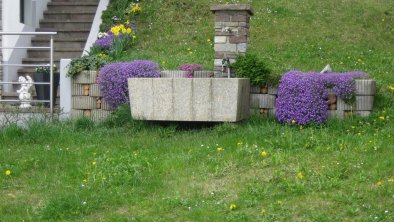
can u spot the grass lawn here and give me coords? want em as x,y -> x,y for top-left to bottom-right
0,0 -> 393,221
0,108 -> 393,221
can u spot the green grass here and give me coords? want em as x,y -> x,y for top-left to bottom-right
110,0 -> 393,108
1,0 -> 393,221
0,109 -> 393,221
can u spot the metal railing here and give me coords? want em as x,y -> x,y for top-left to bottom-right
0,31 -> 57,116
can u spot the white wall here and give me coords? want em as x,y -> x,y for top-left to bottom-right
2,0 -> 49,92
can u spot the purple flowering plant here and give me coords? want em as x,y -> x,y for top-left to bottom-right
276,70 -> 368,125
93,22 -> 136,60
178,64 -> 203,78
98,60 -> 160,109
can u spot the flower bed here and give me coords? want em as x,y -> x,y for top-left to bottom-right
274,71 -> 374,125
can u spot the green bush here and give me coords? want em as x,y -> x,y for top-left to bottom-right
66,54 -> 107,79
230,53 -> 272,86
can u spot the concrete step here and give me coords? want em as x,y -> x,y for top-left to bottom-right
45,7 -> 97,14
27,48 -> 82,58
47,2 -> 98,11
51,0 -> 99,2
31,38 -> 86,49
51,29 -> 90,39
43,11 -> 95,20
40,20 -> 94,30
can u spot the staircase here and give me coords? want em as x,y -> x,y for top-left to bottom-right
17,0 -> 99,82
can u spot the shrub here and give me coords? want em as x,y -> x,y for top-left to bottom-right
97,60 -> 160,109
230,53 -> 271,86
67,54 -> 106,78
178,64 -> 203,78
275,70 -> 368,125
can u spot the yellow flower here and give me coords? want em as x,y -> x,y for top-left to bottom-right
5,170 -> 11,176
217,147 -> 224,152
379,116 -> 385,120
82,179 -> 87,183
387,86 -> 394,91
130,4 -> 142,13
261,151 -> 268,158
261,208 -> 267,214
126,28 -> 132,34
376,180 -> 383,187
92,161 -> 97,165
125,20 -> 130,25
387,178 -> 394,183
291,119 -> 296,125
229,203 -> 237,210
297,172 -> 304,180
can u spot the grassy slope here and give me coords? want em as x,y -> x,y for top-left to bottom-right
126,0 -> 393,81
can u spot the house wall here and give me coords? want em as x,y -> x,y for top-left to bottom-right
1,0 -> 50,93
0,0 -> 3,99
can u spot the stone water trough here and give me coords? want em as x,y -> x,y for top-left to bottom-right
128,78 -> 250,122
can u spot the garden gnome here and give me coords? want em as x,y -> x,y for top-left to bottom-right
16,75 -> 34,108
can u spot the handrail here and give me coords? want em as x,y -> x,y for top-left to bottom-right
0,31 -> 57,117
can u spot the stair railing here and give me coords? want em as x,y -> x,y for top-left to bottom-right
0,31 -> 57,117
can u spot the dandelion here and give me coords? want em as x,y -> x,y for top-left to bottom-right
261,208 -> 267,214
217,147 -> 224,152
261,151 -> 268,158
291,119 -> 296,125
388,178 -> 394,183
229,203 -> 237,210
297,171 -> 304,180
379,116 -> 385,120
5,170 -> 11,176
387,86 -> 394,91
92,161 -> 97,165
376,180 -> 383,187
82,179 -> 87,183
130,4 -> 142,13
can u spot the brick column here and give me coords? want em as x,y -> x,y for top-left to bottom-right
210,4 -> 253,75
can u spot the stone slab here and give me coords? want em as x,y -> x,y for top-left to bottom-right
160,70 -> 187,78
73,70 -> 98,84
250,94 -> 276,109
72,84 -> 84,96
337,96 -> 374,111
128,78 -> 250,122
89,84 -> 101,97
72,96 -> 96,110
92,109 -> 112,122
128,78 -> 153,119
354,79 -> 376,95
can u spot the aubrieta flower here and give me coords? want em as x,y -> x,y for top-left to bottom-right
98,60 -> 161,108
276,70 -> 368,125
178,64 -> 203,78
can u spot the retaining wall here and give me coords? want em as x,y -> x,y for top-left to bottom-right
71,70 -> 113,122
250,79 -> 376,118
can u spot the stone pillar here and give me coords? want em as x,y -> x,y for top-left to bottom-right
210,4 -> 253,75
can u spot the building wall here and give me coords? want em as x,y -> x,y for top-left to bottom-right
0,0 -> 3,99
1,0 -> 50,93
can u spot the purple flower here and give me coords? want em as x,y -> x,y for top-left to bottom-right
97,60 -> 161,109
275,70 -> 368,125
94,34 -> 114,49
178,64 -> 203,78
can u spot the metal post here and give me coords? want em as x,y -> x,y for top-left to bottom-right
49,34 -> 54,117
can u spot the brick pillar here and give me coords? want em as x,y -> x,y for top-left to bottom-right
210,4 -> 253,75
